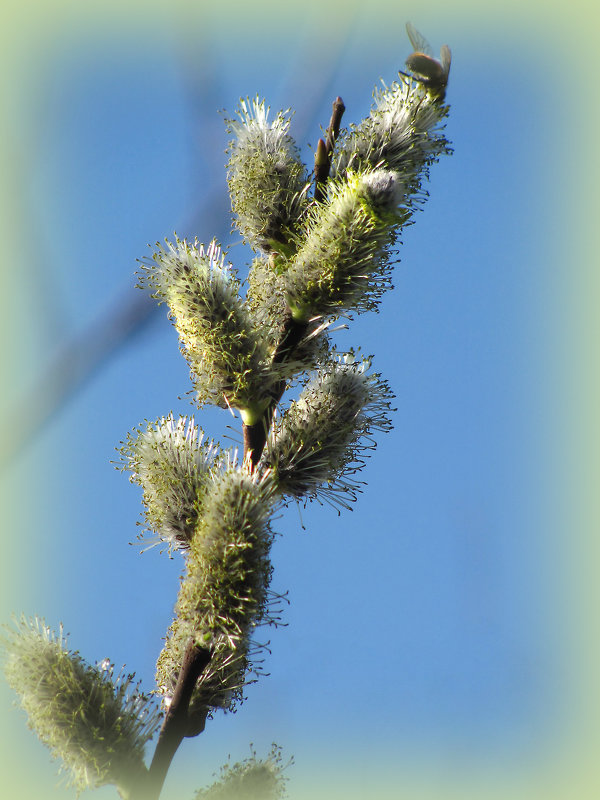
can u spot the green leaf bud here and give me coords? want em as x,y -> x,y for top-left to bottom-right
263,353 -> 394,509
226,97 -> 310,254
284,170 -> 402,319
117,415 -> 221,551
1,617 -> 160,794
139,237 -> 275,413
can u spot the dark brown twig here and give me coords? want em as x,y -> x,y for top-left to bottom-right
243,418 -> 268,468
325,95 -> 346,155
243,312 -> 309,469
135,643 -> 212,800
313,138 -> 329,203
313,96 -> 345,202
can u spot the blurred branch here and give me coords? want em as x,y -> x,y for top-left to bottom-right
0,291 -> 157,471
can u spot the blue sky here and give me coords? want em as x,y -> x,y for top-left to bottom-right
1,3 -> 591,798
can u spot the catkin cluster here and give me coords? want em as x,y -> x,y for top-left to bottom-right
129,76 -> 449,717
2,49 -> 451,797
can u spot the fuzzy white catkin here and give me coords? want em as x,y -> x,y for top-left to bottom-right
264,356 -> 394,508
332,74 -> 451,183
226,98 -> 309,254
156,467 -> 277,714
194,744 -> 288,799
2,617 -> 160,793
139,238 -> 275,414
283,170 -> 401,319
119,415 -> 221,551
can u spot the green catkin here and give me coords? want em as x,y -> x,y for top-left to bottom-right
194,745 -> 289,800
118,415 -> 221,551
333,74 -> 451,202
226,97 -> 310,255
284,170 -> 403,320
138,238 -> 274,415
2,618 -> 159,794
156,467 -> 276,715
263,354 -> 394,508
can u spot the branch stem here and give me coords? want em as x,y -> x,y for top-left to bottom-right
134,643 -> 211,800
243,313 -> 309,467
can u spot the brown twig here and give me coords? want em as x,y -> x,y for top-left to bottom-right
243,312 -> 309,468
134,643 -> 212,800
325,95 -> 346,154
243,418 -> 268,468
313,138 -> 329,203
313,96 -> 345,202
